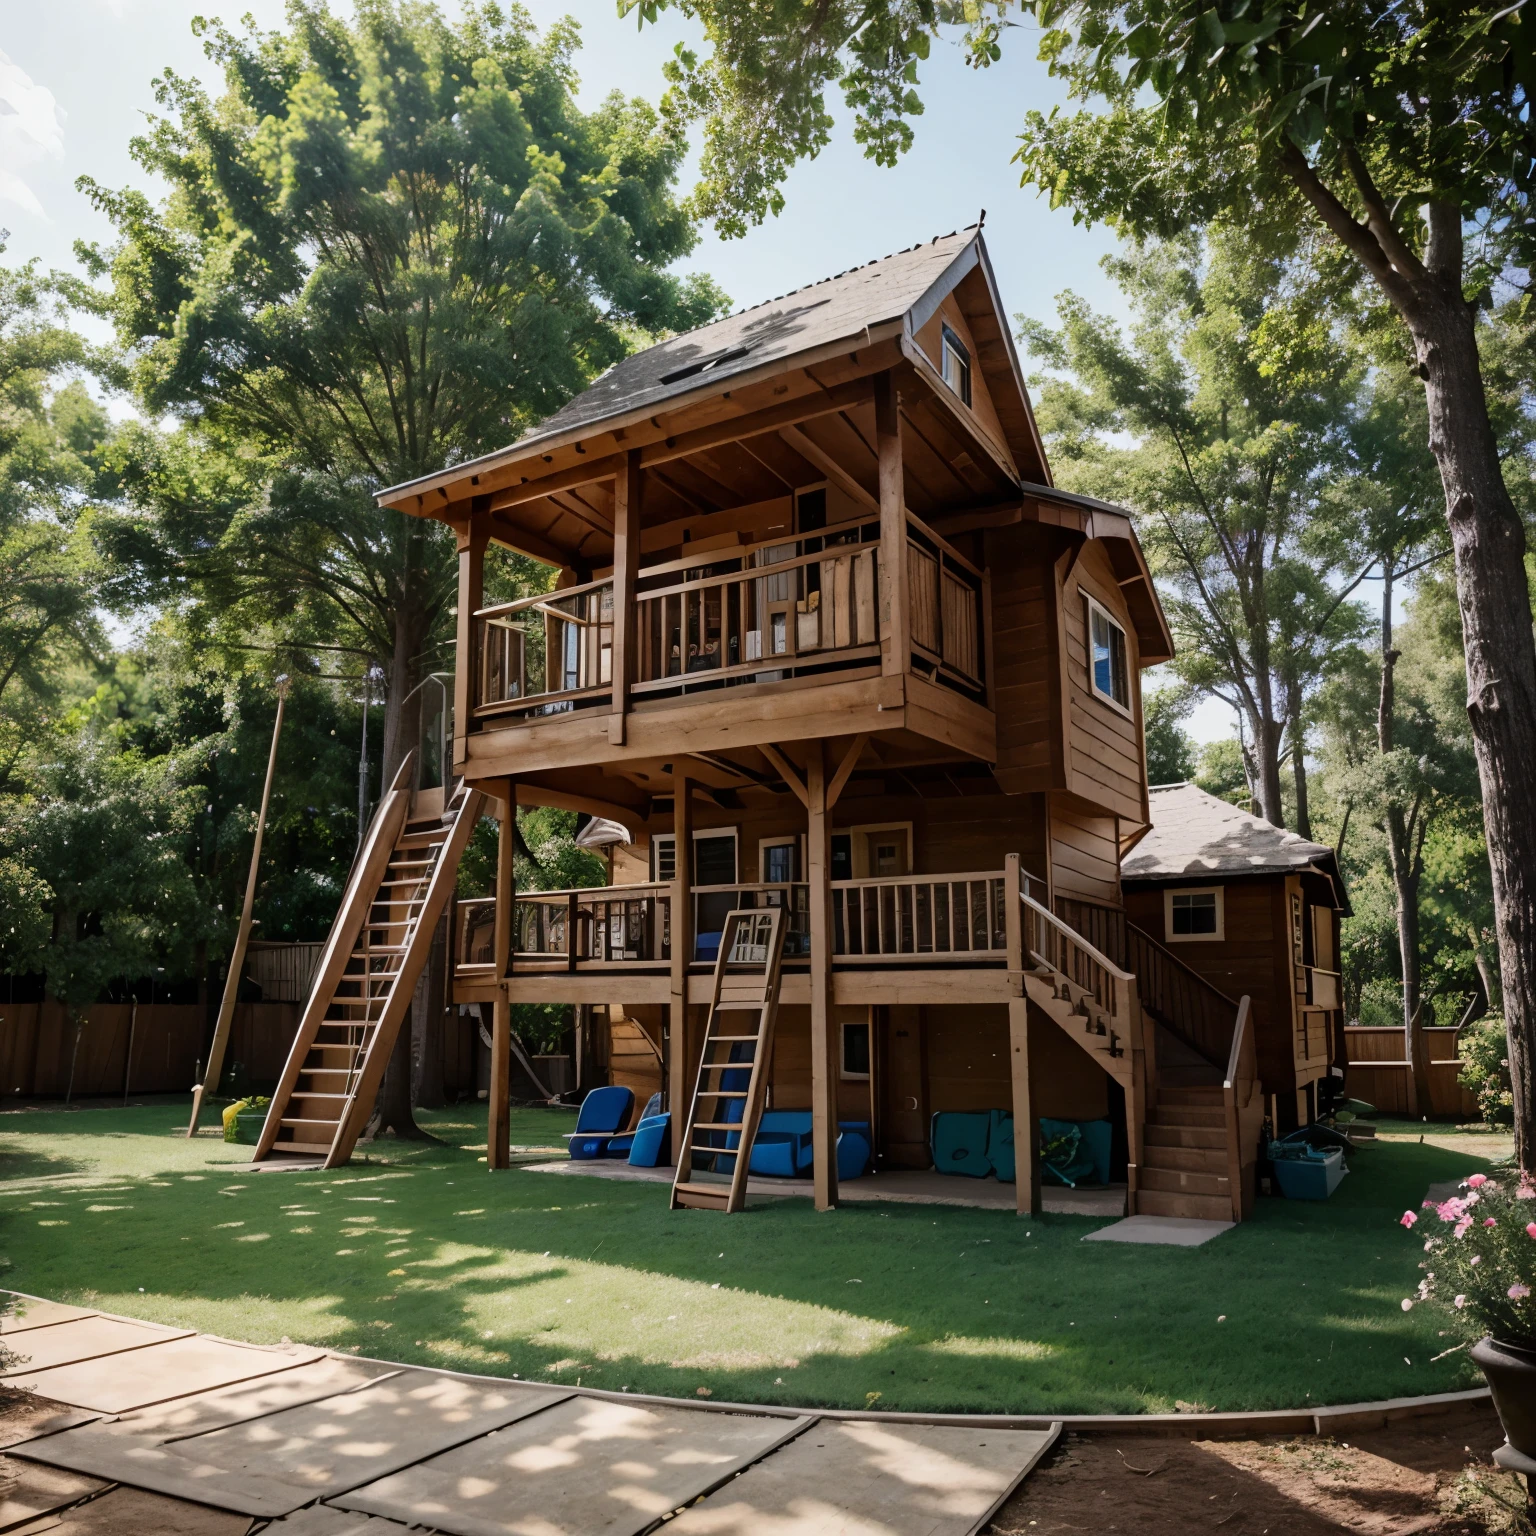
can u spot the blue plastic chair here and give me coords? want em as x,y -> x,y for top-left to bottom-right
607,1093 -> 660,1159
627,1110 -> 671,1167
749,1110 -> 814,1177
565,1085 -> 634,1160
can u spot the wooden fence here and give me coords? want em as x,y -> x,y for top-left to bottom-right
0,1001 -> 484,1102
1343,1025 -> 1478,1119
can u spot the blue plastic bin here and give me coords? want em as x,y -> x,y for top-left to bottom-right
1269,1142 -> 1347,1199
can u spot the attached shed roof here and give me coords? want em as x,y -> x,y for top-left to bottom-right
1124,783 -> 1348,907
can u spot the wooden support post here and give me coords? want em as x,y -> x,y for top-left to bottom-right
667,769 -> 694,1164
188,676 -> 289,1137
453,520 -> 489,772
609,450 -> 640,746
489,778 -> 515,1170
875,371 -> 909,679
807,741 -> 838,1211
1004,853 -> 1040,1216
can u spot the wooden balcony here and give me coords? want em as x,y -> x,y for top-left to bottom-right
457,510 -> 994,778
452,868 -> 1046,1005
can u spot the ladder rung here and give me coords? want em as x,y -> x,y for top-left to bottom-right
281,1117 -> 343,1129
690,1122 -> 747,1132
700,1090 -> 748,1098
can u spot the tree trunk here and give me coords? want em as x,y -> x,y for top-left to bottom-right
1251,712 -> 1287,829
411,914 -> 448,1110
1406,224 -> 1536,1166
1287,677 -> 1312,839
364,1018 -> 433,1141
1389,817 -> 1430,1115
380,601 -> 428,791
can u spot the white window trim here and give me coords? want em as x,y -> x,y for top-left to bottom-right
840,1017 -> 872,1080
939,324 -> 972,407
758,835 -> 803,883
1165,886 -> 1225,943
1084,592 -> 1134,719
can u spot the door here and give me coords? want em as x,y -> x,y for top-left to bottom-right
881,1005 -> 927,1167
866,830 -> 909,878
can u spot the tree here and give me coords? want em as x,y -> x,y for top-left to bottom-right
1020,230 -> 1368,827
85,0 -> 727,789
1143,683 -> 1197,784
0,253 -> 110,786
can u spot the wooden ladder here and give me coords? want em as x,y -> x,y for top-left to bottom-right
253,754 -> 485,1169
670,907 -> 788,1214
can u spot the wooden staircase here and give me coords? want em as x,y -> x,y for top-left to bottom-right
1138,1084 -> 1236,1220
671,907 -> 788,1214
253,756 -> 485,1169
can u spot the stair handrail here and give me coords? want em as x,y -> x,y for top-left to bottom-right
1020,891 -> 1134,979
1124,919 -> 1241,1068
1222,995 -> 1257,1223
1020,889 -> 1135,1033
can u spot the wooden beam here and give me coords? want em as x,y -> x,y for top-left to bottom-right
609,451 -> 640,746
1003,853 -> 1040,1216
667,767 -> 694,1165
489,777 -> 515,1171
875,372 -> 910,680
453,522 -> 489,772
807,741 -> 838,1212
778,425 -> 878,514
825,734 -> 868,811
759,743 -> 810,809
486,454 -> 625,514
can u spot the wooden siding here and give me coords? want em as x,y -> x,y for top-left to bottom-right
1049,802 -> 1121,906
988,523 -> 1061,794
911,296 -> 1012,464
1062,542 -> 1146,823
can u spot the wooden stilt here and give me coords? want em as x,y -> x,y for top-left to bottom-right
188,676 -> 289,1137
489,778 -> 515,1170
1004,854 -> 1040,1216
807,742 -> 838,1212
667,769 -> 694,1165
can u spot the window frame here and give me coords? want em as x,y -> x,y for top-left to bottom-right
940,324 -> 973,407
651,828 -> 740,885
758,835 -> 803,884
1084,592 -> 1133,717
1164,886 -> 1225,944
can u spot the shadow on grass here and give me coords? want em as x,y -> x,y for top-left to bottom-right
0,1101 -> 1500,1417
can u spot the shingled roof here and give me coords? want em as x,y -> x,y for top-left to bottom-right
1124,783 -> 1347,907
514,227 -> 982,453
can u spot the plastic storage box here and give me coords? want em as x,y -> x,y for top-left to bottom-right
1269,1142 -> 1347,1200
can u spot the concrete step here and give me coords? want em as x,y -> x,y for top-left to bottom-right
1140,1164 -> 1230,1198
1150,1105 -> 1225,1128
1142,1142 -> 1229,1174
1136,1187 -> 1233,1222
1145,1123 -> 1226,1151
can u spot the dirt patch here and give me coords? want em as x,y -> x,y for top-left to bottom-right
989,1404 -> 1533,1536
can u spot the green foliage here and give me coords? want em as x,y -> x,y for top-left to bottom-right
1193,737 -> 1248,806
0,855 -> 52,973
1460,1018 -> 1514,1132
84,0 -> 727,742
1143,683 -> 1196,784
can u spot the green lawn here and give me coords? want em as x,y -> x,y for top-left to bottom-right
0,1101 -> 1494,1415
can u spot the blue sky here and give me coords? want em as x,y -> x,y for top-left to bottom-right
0,0 -> 1237,743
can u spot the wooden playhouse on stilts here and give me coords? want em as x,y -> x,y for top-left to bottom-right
255,226 -> 1272,1223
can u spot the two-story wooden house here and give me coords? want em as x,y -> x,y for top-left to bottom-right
252,227 -> 1263,1223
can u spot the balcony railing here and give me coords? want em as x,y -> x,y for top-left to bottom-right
469,511 -> 987,722
456,867 -> 1046,975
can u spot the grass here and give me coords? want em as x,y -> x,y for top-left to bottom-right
0,1100 -> 1501,1416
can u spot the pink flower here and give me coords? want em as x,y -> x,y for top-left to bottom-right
1401,1298 -> 1414,1311
1472,1255 -> 1483,1266
1400,1211 -> 1418,1228
1485,1217 -> 1499,1228
1468,1174 -> 1489,1189
1455,1295 -> 1468,1309
1437,1198 -> 1468,1222
1526,1223 -> 1536,1240
1519,1187 -> 1536,1201
1455,1217 -> 1474,1239
1509,1284 -> 1531,1301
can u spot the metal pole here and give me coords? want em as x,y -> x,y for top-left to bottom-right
187,676 -> 290,1136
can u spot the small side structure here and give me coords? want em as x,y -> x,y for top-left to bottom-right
1121,783 -> 1350,1136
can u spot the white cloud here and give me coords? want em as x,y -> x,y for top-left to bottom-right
0,50 -> 64,219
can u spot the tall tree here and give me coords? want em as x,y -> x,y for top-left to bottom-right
631,0 -> 1536,1163
85,0 -> 726,787
1020,231 -> 1367,826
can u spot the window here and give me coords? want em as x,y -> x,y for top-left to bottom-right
1165,887 -> 1223,942
760,837 -> 800,884
830,835 -> 853,883
1087,595 -> 1130,712
651,830 -> 738,884
841,1018 -> 871,1079
940,325 -> 972,406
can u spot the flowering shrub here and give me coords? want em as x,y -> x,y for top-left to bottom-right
1458,1018 -> 1514,1130
1401,1172 -> 1536,1347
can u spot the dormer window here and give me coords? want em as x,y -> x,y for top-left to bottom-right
940,325 -> 972,406
1087,595 -> 1130,711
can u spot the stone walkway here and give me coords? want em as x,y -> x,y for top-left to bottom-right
0,1293 -> 1056,1536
